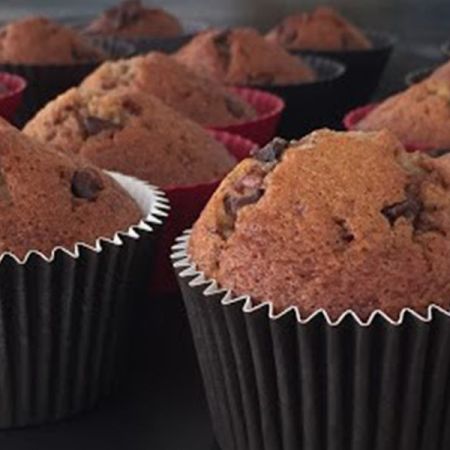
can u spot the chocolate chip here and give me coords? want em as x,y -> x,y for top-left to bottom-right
213,30 -> 231,69
225,96 -> 245,118
251,137 -> 289,163
71,168 -> 104,201
122,99 -> 142,116
82,116 -> 121,137
334,218 -> 354,244
381,186 -> 423,226
224,190 -> 263,217
428,148 -> 450,158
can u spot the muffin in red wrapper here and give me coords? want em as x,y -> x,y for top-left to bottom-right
150,130 -> 257,296
209,87 -> 284,146
344,103 -> 444,153
0,72 -> 26,121
173,130 -> 450,450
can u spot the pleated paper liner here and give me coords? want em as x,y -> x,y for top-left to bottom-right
148,130 -> 256,297
209,87 -> 285,146
343,104 -> 434,152
172,230 -> 450,450
0,173 -> 169,429
0,72 -> 27,121
292,30 -> 396,111
249,55 -> 346,140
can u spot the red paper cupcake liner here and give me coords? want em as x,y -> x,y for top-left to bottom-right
0,72 -> 27,122
343,104 -> 433,152
149,130 -> 257,297
209,87 -> 284,147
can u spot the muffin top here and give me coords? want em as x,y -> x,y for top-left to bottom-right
81,52 -> 257,127
24,87 -> 236,188
0,118 -> 141,259
0,16 -> 105,65
189,129 -> 450,320
266,7 -> 372,51
174,27 -> 315,86
85,0 -> 183,38
355,79 -> 450,150
429,60 -> 450,82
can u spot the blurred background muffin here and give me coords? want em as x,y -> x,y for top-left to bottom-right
85,0 -> 183,39
174,27 -> 315,86
81,51 -> 257,127
352,78 -> 450,150
24,86 -> 236,188
266,6 -> 372,51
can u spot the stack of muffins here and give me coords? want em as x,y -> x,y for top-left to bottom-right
1,3 -> 450,450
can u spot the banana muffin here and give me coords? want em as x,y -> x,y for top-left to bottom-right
24,87 -> 236,188
174,27 -> 315,86
0,16 -> 105,64
85,0 -> 183,38
81,51 -> 256,126
266,6 -> 372,51
0,118 -> 140,259
189,129 -> 450,320
354,79 -> 450,149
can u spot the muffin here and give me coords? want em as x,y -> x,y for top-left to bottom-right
81,51 -> 257,126
174,27 -> 315,86
188,129 -> 450,320
429,59 -> 450,81
24,86 -> 236,187
266,6 -> 372,51
85,0 -> 183,39
0,117 -> 141,258
354,79 -> 450,149
0,16 -> 105,64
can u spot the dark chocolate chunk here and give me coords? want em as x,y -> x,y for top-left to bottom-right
334,218 -> 354,244
224,189 -> 264,217
213,30 -> 231,69
122,98 -> 143,116
381,186 -> 423,226
225,96 -> 245,118
71,168 -> 105,201
82,116 -> 121,137
252,137 -> 289,163
428,148 -> 450,158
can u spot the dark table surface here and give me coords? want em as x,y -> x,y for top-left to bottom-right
0,4 -> 448,449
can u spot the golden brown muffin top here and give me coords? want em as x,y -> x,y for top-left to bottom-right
24,87 -> 236,188
85,0 -> 183,38
355,79 -> 450,149
0,16 -> 105,65
189,129 -> 450,321
174,27 -> 315,86
266,7 -> 371,51
0,118 -> 141,259
81,51 -> 257,126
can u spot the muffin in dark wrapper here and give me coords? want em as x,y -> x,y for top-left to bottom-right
172,130 -> 450,450
0,120 -> 169,427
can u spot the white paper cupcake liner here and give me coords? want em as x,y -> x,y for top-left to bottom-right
172,230 -> 450,450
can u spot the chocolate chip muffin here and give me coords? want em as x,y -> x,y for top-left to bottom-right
85,0 -> 183,38
81,51 -> 256,126
266,7 -> 372,51
355,79 -> 450,149
174,27 -> 315,86
24,87 -> 236,188
0,16 -> 105,64
0,118 -> 141,259
189,129 -> 450,320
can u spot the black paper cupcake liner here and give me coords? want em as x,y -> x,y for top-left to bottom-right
404,66 -> 434,86
251,55 -> 346,139
293,30 -> 396,112
172,230 -> 450,450
1,61 -> 101,126
0,173 -> 169,428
